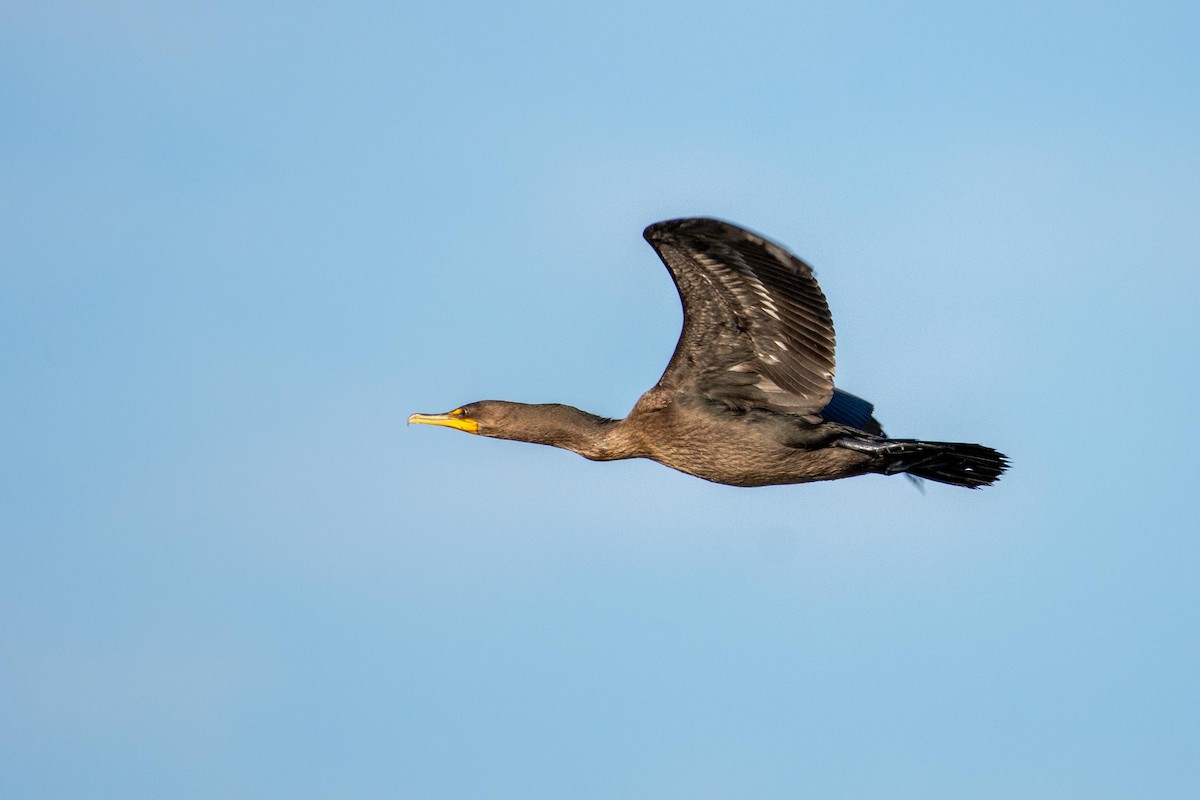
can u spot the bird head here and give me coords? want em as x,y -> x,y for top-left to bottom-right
407,403 -> 485,435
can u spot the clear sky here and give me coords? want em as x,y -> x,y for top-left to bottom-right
3,2 -> 1199,798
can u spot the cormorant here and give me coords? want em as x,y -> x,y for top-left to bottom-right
409,218 -> 1008,488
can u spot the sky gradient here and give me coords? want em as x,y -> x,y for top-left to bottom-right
3,2 -> 1199,798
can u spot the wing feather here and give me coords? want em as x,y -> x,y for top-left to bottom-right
643,218 -> 837,417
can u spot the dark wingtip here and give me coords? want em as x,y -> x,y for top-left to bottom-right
643,217 -> 747,245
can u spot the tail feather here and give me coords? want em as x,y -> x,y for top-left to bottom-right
878,439 -> 1009,489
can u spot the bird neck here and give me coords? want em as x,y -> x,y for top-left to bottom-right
486,402 -> 639,461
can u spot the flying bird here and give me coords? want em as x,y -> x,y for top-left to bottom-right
409,218 -> 1008,488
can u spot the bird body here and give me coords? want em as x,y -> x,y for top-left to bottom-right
410,218 -> 1008,489
622,395 -> 869,487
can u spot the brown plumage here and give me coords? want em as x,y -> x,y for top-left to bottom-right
409,218 -> 1008,488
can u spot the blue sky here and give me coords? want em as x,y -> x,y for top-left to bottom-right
2,2 -> 1199,797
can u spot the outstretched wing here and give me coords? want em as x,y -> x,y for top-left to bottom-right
821,388 -> 884,435
643,218 -> 836,417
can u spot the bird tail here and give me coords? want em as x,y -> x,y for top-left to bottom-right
875,439 -> 1009,488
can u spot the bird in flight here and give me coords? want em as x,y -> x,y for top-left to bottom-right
410,218 -> 1008,488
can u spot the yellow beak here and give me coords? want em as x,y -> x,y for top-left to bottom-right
407,408 -> 479,434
